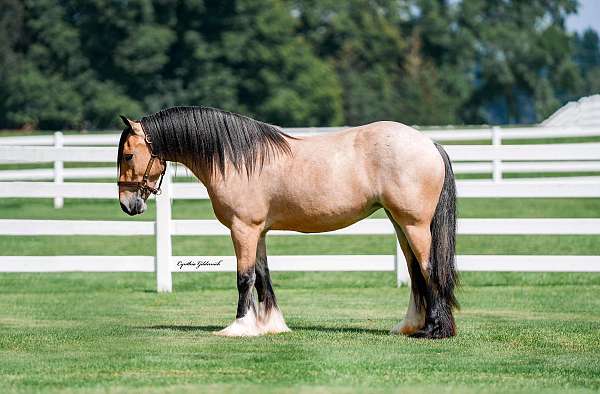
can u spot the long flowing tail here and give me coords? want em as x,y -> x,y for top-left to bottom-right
424,143 -> 459,337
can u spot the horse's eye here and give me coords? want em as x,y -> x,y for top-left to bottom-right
123,154 -> 133,161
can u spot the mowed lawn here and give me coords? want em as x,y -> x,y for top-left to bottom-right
0,272 -> 599,393
0,197 -> 599,393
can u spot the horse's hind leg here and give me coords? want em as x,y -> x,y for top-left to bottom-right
386,211 -> 426,335
399,221 -> 456,339
255,235 -> 290,334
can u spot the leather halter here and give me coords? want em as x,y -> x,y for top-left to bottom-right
117,130 -> 166,200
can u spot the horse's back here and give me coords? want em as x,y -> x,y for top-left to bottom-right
263,121 -> 444,232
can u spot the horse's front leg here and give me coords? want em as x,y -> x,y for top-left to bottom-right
255,235 -> 290,334
214,224 -> 262,337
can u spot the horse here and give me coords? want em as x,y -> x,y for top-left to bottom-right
117,106 -> 458,339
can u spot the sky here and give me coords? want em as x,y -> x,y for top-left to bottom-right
567,0 -> 600,33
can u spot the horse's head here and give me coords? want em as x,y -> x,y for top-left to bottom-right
117,116 -> 166,216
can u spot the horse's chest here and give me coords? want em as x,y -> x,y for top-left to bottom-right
207,186 -> 268,228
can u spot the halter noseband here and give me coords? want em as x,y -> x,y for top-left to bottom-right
117,129 -> 167,200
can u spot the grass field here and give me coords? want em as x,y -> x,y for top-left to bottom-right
0,272 -> 599,393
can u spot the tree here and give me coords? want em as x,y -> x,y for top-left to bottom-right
573,29 -> 600,96
217,0 -> 343,126
453,0 -> 580,123
397,31 -> 461,125
3,61 -> 84,129
294,0 -> 409,124
1,0 -> 85,129
0,0 -> 593,129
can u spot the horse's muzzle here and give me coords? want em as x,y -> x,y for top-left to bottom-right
120,196 -> 147,216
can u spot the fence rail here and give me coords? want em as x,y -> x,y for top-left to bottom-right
4,160 -> 600,181
1,128 -> 599,291
4,143 -> 600,162
1,179 -> 600,199
2,126 -> 600,184
1,125 -> 600,146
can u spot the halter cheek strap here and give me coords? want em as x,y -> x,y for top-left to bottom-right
117,130 -> 167,200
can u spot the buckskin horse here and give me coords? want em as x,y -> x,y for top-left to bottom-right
117,106 -> 458,339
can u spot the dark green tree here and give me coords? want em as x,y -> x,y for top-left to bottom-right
453,0 -> 580,123
573,29 -> 600,96
217,0 -> 343,126
0,0 -> 593,129
294,0 -> 409,125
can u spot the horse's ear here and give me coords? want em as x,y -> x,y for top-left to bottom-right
120,115 -> 143,136
120,115 -> 133,129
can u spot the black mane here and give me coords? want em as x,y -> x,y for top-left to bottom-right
136,106 -> 293,176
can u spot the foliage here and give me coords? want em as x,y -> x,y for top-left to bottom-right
573,28 -> 600,97
0,0 -> 597,129
3,61 -> 84,129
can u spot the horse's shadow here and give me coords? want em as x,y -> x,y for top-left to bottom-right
141,324 -> 221,332
139,324 -> 388,335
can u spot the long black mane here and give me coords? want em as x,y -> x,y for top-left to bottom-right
132,106 -> 293,176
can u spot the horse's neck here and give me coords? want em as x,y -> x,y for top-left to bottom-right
172,133 -> 298,192
175,157 -> 214,188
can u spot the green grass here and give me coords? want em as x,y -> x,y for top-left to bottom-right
0,272 -> 598,393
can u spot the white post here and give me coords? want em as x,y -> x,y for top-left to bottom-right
491,126 -> 502,182
53,131 -> 64,208
155,162 -> 173,292
394,239 -> 409,287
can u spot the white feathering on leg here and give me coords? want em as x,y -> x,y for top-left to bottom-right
391,290 -> 425,336
214,299 -> 262,337
258,302 -> 291,334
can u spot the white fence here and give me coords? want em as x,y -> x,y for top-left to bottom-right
1,126 -> 600,291
2,126 -> 600,185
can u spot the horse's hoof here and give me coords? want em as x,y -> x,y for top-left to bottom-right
213,311 -> 262,337
213,321 -> 261,337
258,308 -> 291,334
409,322 -> 455,339
390,321 -> 420,336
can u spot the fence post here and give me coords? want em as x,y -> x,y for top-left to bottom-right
53,131 -> 64,208
491,126 -> 502,182
394,239 -> 409,287
155,162 -> 173,293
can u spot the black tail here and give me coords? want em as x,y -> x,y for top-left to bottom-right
431,143 -> 459,309
413,143 -> 459,339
